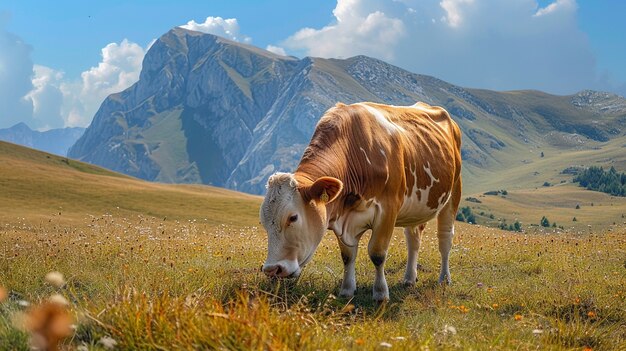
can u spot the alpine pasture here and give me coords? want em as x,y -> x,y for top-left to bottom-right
0,141 -> 625,350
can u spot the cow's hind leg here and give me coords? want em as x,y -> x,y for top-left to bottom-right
403,224 -> 425,286
337,236 -> 358,297
437,177 -> 462,284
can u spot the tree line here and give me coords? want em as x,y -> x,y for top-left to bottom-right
574,166 -> 626,197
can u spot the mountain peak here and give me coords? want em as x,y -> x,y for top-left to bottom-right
10,122 -> 31,132
161,26 -> 297,62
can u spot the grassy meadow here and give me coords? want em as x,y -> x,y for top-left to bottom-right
1,141 -> 625,350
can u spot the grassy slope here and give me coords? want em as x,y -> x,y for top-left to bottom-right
0,141 -> 625,350
0,141 -> 261,226
461,184 -> 626,231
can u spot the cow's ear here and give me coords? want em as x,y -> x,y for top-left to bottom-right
306,177 -> 343,204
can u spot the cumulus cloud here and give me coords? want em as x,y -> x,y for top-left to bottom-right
266,45 -> 287,56
180,16 -> 251,43
1,16 -> 147,130
275,0 -> 621,96
24,65 -> 65,129
440,0 -> 475,27
25,39 -> 147,129
65,39 -> 146,127
0,21 -> 35,128
282,0 -> 404,60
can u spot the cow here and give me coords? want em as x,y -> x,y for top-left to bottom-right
260,101 -> 462,301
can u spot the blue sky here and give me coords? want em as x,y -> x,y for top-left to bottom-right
1,0 -> 625,130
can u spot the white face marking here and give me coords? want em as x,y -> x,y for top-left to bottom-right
358,103 -> 406,134
359,147 -> 372,165
260,172 -> 326,277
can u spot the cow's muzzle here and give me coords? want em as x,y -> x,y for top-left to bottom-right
262,260 -> 300,278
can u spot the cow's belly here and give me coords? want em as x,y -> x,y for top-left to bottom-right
395,191 -> 451,227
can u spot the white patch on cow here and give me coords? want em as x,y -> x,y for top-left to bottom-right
380,149 -> 389,185
437,191 -> 451,212
359,147 -> 372,165
358,103 -> 406,135
330,198 -> 380,247
396,162 -> 443,226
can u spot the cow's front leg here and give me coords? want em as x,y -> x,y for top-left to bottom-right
368,213 -> 397,302
437,178 -> 461,284
403,224 -> 425,286
337,237 -> 358,297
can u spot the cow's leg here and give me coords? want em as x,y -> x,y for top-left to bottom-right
403,223 -> 425,285
437,177 -> 462,284
337,237 -> 358,297
368,213 -> 397,302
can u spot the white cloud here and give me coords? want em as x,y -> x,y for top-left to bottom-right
440,0 -> 475,27
21,39 -> 148,129
69,39 -> 146,127
24,65 -> 65,129
180,16 -> 251,43
0,22 -> 35,129
534,0 -> 576,17
266,45 -> 287,56
282,0 -> 404,60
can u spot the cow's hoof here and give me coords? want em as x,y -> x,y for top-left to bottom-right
438,276 -> 452,285
402,278 -> 416,287
374,295 -> 389,304
372,288 -> 389,302
339,288 -> 355,298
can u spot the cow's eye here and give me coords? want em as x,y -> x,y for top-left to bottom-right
288,214 -> 298,223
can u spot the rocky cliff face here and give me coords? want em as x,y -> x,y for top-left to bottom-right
69,28 -> 299,185
0,123 -> 84,156
69,27 -> 626,194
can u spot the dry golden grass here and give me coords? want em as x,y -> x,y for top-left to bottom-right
1,216 -> 625,350
462,184 -> 626,232
0,141 -> 261,226
1,142 -> 625,350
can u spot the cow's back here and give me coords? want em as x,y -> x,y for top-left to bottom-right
356,102 -> 462,226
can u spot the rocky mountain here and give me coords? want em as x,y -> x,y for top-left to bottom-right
69,27 -> 626,194
0,123 -> 84,156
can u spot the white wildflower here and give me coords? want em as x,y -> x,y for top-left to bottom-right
99,336 -> 118,349
48,294 -> 69,306
445,324 -> 457,335
45,271 -> 65,288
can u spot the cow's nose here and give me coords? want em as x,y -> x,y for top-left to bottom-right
262,264 -> 284,277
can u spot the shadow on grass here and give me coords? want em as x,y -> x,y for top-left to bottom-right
228,272 -> 448,321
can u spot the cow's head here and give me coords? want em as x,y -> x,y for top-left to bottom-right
260,172 -> 343,278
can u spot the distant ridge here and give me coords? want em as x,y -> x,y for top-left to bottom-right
0,122 -> 84,156
69,27 -> 626,194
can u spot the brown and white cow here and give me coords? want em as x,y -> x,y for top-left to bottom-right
260,102 -> 462,301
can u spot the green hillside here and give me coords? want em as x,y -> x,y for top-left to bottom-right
0,141 -> 261,226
